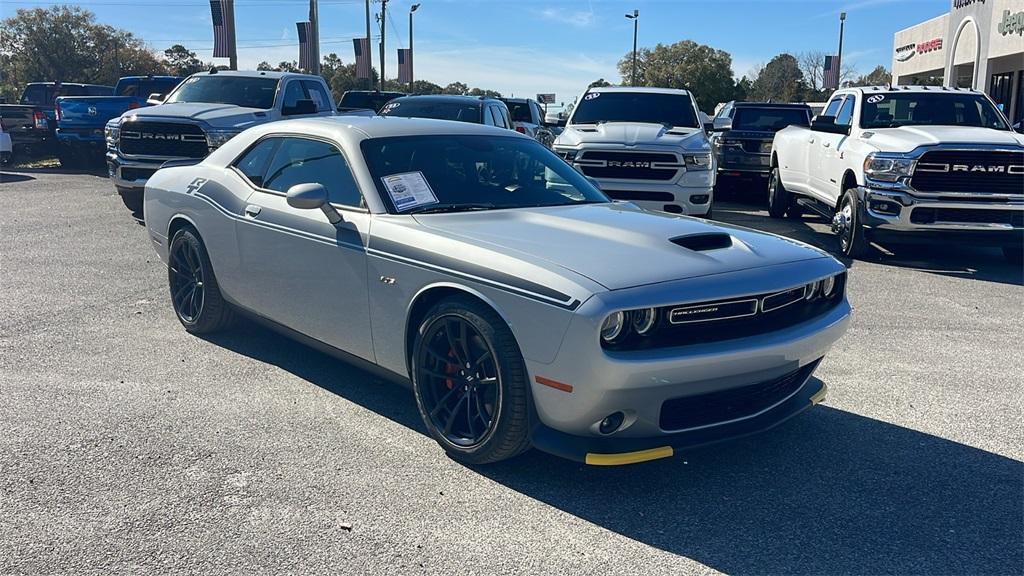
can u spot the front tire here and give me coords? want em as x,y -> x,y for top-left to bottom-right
167,227 -> 235,334
834,189 -> 871,258
411,296 -> 531,465
767,166 -> 790,219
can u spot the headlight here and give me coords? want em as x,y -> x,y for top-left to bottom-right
684,152 -> 712,170
631,308 -> 656,335
206,129 -> 240,150
600,311 -> 627,343
821,275 -> 836,297
759,141 -> 773,153
863,153 -> 916,182
554,147 -> 578,162
104,120 -> 120,149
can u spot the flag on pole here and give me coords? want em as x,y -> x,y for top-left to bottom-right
397,48 -> 412,84
209,0 -> 234,58
353,38 -> 371,80
823,55 -> 839,90
297,21 -> 314,71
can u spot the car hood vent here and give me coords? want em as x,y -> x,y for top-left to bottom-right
670,233 -> 733,251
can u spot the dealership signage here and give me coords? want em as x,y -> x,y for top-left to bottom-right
997,9 -> 1024,36
952,0 -> 984,10
894,37 -> 943,61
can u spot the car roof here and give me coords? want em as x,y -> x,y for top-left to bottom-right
390,94 -> 502,105
587,86 -> 691,96
188,69 -> 321,81
840,85 -> 982,94
734,102 -> 811,108
246,115 -> 527,141
118,76 -> 183,81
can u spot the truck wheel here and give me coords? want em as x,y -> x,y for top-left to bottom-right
1002,245 -> 1023,264
834,189 -> 871,258
411,296 -> 532,465
767,166 -> 790,219
167,227 -> 235,334
117,186 -> 143,215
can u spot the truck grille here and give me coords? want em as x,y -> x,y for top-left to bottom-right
911,150 -> 1024,195
910,207 -> 1024,227
659,360 -> 819,431
118,121 -> 208,158
577,151 -> 681,181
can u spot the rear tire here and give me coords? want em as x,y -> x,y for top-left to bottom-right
767,166 -> 790,219
167,227 -> 235,334
411,296 -> 532,465
117,186 -> 143,215
836,189 -> 871,258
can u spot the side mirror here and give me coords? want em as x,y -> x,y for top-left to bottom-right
283,99 -> 317,116
147,93 -> 165,104
713,117 -> 732,132
286,183 -> 343,224
703,122 -> 714,134
810,115 -> 850,135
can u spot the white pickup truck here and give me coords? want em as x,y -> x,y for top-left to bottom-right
769,86 -> 1023,261
552,87 -> 715,217
105,69 -> 336,213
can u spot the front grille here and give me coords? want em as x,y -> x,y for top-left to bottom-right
604,190 -> 675,202
659,360 -> 819,431
911,150 -> 1024,194
740,140 -> 769,154
910,207 -> 1024,227
118,121 -> 208,158
604,274 -> 846,351
578,151 -> 681,181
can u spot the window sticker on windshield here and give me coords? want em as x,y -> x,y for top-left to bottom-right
866,94 -> 886,104
584,92 -> 600,100
382,171 -> 438,211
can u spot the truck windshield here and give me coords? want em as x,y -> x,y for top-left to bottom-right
165,76 -> 279,109
379,100 -> 482,123
860,93 -> 1010,130
361,135 -> 609,213
570,92 -> 699,128
732,107 -> 810,131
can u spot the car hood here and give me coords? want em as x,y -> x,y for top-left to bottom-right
413,203 -> 829,291
862,125 -> 1024,152
555,122 -> 709,151
120,102 -> 270,130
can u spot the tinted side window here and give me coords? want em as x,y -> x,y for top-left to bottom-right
302,80 -> 331,112
263,138 -> 362,207
483,106 -> 495,126
118,82 -> 141,97
282,81 -> 306,108
234,138 -> 280,187
835,96 -> 856,126
499,106 -> 511,129
823,96 -> 844,117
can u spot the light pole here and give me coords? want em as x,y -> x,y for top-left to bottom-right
625,10 -> 639,86
836,11 -> 846,88
409,3 -> 419,91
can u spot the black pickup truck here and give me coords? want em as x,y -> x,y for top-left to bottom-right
0,82 -> 113,158
710,102 -> 812,191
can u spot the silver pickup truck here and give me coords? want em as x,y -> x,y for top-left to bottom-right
105,69 -> 336,213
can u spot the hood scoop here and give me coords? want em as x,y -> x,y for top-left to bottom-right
671,232 -> 733,252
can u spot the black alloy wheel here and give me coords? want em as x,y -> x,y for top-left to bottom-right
167,227 -> 234,333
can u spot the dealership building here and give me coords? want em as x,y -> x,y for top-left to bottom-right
892,0 -> 1024,125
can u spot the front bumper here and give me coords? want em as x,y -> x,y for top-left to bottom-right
857,186 -> 1024,242
106,151 -> 162,191
599,182 -> 714,216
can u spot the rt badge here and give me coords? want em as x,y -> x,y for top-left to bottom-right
185,178 -> 208,194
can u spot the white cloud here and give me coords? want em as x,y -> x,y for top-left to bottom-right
536,6 -> 595,28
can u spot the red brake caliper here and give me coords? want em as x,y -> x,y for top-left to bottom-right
444,349 -> 459,389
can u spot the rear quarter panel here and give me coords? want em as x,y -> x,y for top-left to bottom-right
772,125 -> 811,192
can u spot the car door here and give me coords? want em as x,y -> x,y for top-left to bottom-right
233,135 -> 374,361
807,95 -> 846,199
821,94 -> 857,204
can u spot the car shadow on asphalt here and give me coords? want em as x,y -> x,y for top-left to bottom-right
0,171 -> 37,184
202,320 -> 1023,575
714,201 -> 1024,286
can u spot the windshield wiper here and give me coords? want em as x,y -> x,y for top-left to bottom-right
406,202 -> 497,214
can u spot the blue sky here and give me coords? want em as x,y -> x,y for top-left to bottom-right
4,0 -> 950,104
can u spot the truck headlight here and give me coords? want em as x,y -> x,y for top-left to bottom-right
104,120 -> 120,149
864,153 -> 916,182
206,129 -> 240,150
759,141 -> 773,153
553,146 -> 578,162
684,152 -> 712,170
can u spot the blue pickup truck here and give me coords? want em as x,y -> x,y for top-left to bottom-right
55,76 -> 183,167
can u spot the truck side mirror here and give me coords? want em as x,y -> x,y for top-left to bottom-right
147,93 -> 165,105
283,99 -> 317,116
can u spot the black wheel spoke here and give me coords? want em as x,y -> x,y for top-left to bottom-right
429,385 -> 462,417
444,319 -> 467,365
443,393 -> 468,436
465,390 -> 476,438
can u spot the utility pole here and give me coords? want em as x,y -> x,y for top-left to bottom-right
309,0 -> 320,75
226,0 -> 238,70
378,0 -> 388,91
409,3 -> 419,91
625,10 -> 639,86
365,0 -> 373,89
836,12 -> 846,88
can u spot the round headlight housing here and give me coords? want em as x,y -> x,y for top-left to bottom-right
804,281 -> 819,300
631,308 -> 656,335
600,311 -> 626,342
821,275 -> 837,297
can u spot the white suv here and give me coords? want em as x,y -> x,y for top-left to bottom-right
553,87 -> 715,216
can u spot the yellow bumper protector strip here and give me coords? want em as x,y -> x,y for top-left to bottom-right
809,383 -> 829,406
585,446 -> 674,466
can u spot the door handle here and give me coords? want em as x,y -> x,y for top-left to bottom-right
244,205 -> 261,217
808,138 -> 815,144
823,141 -> 831,148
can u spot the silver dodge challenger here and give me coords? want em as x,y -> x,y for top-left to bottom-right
143,116 -> 850,466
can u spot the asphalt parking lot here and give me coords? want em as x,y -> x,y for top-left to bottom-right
2,168 -> 1022,575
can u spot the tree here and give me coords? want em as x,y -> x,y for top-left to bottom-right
468,87 -> 502,97
163,44 -> 209,76
588,78 -> 612,88
0,6 -> 165,98
750,53 -> 806,102
616,40 -> 736,112
851,65 -> 891,87
442,81 -> 469,95
408,79 -> 443,94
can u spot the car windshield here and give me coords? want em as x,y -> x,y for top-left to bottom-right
505,102 -> 532,122
164,76 -> 279,109
361,135 -> 609,213
570,92 -> 700,128
860,92 -> 1010,130
732,107 -> 810,131
379,100 -> 482,124
339,91 -> 403,111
